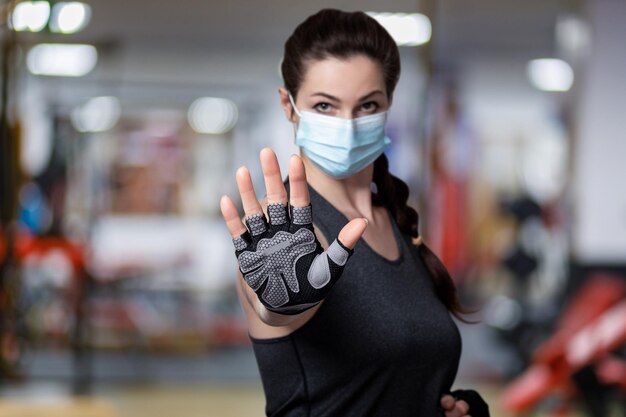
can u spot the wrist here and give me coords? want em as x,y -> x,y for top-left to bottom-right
257,300 -> 321,325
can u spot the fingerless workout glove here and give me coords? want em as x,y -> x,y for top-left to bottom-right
451,389 -> 490,417
232,203 -> 353,315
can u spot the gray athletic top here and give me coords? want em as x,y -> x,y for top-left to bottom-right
251,184 -> 462,416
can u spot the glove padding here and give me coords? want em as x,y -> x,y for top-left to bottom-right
232,203 -> 352,315
451,389 -> 490,417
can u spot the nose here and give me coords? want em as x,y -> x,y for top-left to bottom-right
337,109 -> 356,120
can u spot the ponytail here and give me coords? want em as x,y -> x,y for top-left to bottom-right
372,154 -> 468,321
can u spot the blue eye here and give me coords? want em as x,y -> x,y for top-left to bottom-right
314,102 -> 333,113
360,101 -> 379,112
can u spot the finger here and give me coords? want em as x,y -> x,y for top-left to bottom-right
450,401 -> 469,417
288,155 -> 309,208
444,407 -> 467,417
236,166 -> 263,216
220,195 -> 247,238
308,238 -> 352,289
440,395 -> 456,411
337,218 -> 368,250
235,167 -> 268,236
260,148 -> 289,226
444,408 -> 463,417
260,148 -> 287,205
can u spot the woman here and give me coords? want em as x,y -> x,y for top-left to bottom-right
220,9 -> 489,417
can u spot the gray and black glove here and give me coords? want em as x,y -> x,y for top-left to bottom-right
232,203 -> 352,315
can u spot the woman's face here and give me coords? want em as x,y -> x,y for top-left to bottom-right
280,54 -> 390,122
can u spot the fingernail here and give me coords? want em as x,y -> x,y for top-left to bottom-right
363,218 -> 369,225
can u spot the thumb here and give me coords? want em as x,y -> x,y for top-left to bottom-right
337,218 -> 368,249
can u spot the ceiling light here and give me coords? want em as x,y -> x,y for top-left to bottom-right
50,2 -> 91,34
188,97 -> 238,135
527,58 -> 574,92
367,12 -> 431,46
71,96 -> 121,132
27,43 -> 97,77
556,15 -> 591,58
11,1 -> 50,32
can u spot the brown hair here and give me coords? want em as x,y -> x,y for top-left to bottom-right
282,9 -> 466,319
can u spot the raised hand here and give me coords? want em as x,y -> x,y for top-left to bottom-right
220,148 -> 367,315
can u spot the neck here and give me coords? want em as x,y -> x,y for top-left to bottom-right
301,154 -> 375,220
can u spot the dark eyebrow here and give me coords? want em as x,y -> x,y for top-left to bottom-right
310,90 -> 385,102
358,90 -> 385,101
310,92 -> 340,101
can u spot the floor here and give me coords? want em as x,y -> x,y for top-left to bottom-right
1,382 -> 267,417
0,379 -> 598,417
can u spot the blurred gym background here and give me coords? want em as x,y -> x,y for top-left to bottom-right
0,0 -> 624,416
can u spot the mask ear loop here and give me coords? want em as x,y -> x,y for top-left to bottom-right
288,93 -> 302,118
288,93 -> 302,138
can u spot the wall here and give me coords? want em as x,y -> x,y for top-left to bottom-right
574,0 -> 626,262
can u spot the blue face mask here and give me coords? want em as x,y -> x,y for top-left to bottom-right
289,94 -> 391,179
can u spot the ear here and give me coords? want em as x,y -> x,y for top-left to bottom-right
278,87 -> 298,123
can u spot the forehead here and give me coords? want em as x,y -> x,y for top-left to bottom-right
299,55 -> 386,98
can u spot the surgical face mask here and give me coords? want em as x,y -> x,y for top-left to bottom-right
289,94 -> 391,179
